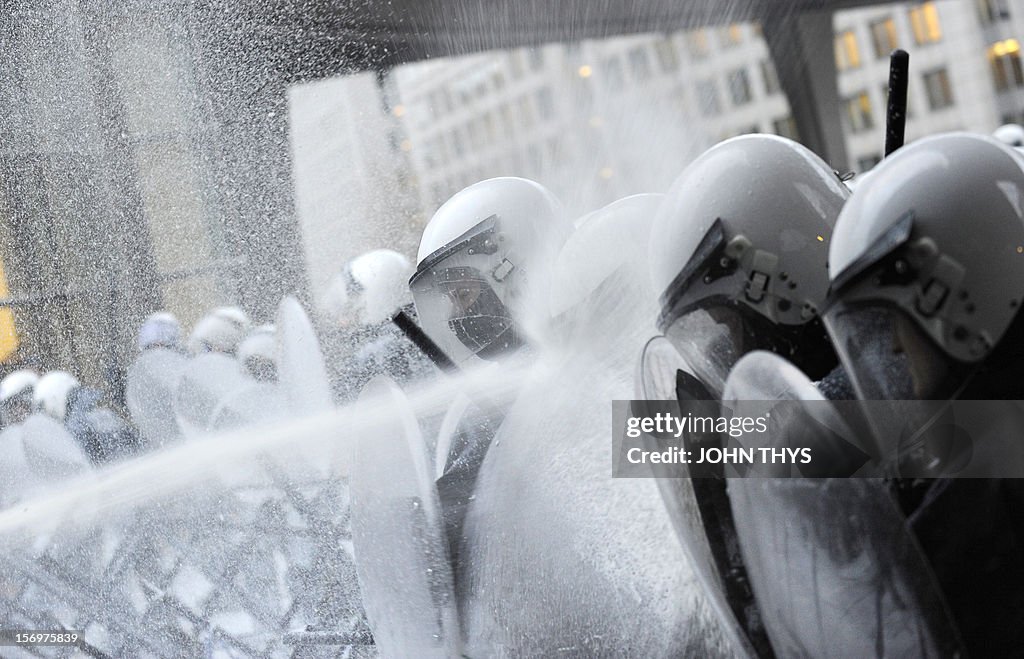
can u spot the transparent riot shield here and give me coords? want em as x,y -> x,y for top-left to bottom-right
277,295 -> 333,416
350,376 -> 461,658
208,382 -> 287,434
0,425 -> 35,505
636,335 -> 762,659
20,413 -> 91,480
125,347 -> 188,448
722,351 -> 964,657
173,353 -> 251,438
434,393 -> 472,480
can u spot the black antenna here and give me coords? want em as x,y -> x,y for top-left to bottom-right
885,49 -> 910,157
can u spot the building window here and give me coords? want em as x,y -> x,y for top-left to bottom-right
728,68 -> 752,105
909,3 -> 942,45
628,47 -> 652,81
843,91 -> 874,133
857,154 -> 882,172
718,24 -> 743,48
760,60 -> 780,96
923,68 -> 955,109
835,30 -> 861,70
536,87 -> 555,120
686,29 -> 710,59
870,17 -> 898,58
988,40 -> 1024,91
654,37 -> 680,73
977,0 -> 1011,23
696,79 -> 721,116
772,116 -> 799,140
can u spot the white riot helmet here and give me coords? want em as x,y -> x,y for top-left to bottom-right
325,250 -> 414,328
550,194 -> 663,343
650,134 -> 848,395
410,177 -> 568,364
137,311 -> 181,351
33,370 -> 80,422
993,124 -> 1024,148
0,369 -> 39,426
824,132 -> 1024,402
237,324 -> 277,382
187,306 -> 251,355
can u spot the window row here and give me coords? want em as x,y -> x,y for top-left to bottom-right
418,89 -> 557,167
695,62 -> 781,115
841,67 -> 953,135
426,138 -> 568,201
836,2 -> 942,72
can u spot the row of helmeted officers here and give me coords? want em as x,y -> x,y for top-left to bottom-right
364,126 -> 1024,657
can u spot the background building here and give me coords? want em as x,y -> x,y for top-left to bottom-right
5,0 -> 1024,392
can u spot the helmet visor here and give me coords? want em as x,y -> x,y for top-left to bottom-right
663,306 -> 746,397
824,301 -> 971,471
412,265 -> 522,364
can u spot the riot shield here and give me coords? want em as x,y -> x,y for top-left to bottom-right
173,353 -> 251,438
125,347 -> 188,447
0,425 -> 35,504
350,376 -> 461,658
636,336 -> 759,658
722,351 -> 964,657
433,393 -> 472,480
19,413 -> 91,480
635,335 -> 685,401
276,295 -> 333,416
208,382 -> 287,433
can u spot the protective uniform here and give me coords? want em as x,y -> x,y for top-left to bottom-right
644,134 -> 849,656
26,371 -> 92,474
127,313 -> 188,447
237,324 -> 277,383
34,370 -> 138,463
411,177 -> 568,569
823,132 -> 1024,655
454,192 -> 722,656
